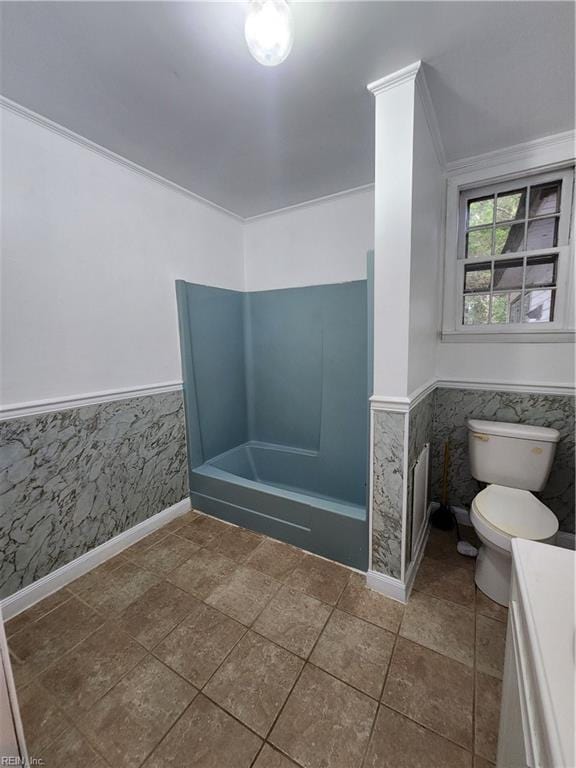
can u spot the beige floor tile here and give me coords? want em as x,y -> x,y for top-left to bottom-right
269,664 -> 377,768
154,602 -> 246,687
475,589 -> 508,624
40,727 -> 109,768
253,584 -> 332,658
67,555 -> 127,595
8,597 -> 104,680
116,580 -> 198,649
204,631 -> 303,736
167,549 -> 237,599
5,589 -> 73,638
382,637 -> 473,749
425,528 -> 475,571
123,528 -> 171,556
338,572 -> 404,632
176,515 -> 232,546
17,680 -> 70,756
414,556 -> 475,608
310,609 -> 395,698
125,534 -> 199,576
79,561 -> 161,616
253,744 -> 300,768
203,527 -> 263,563
9,650 -> 38,690
40,623 -> 146,713
476,615 -> 506,679
245,539 -> 306,581
400,591 -> 475,667
77,655 -> 196,768
285,553 -> 350,605
364,705 -> 473,768
143,694 -> 261,768
4,612 -> 33,639
206,566 -> 281,625
475,672 -> 502,763
162,509 -> 199,532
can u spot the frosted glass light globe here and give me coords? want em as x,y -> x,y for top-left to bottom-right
245,0 -> 293,67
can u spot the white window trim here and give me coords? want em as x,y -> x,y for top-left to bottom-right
442,156 -> 575,344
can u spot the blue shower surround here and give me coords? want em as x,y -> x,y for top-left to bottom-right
176,279 -> 369,569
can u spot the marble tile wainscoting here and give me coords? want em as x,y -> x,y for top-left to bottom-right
431,387 -> 575,534
371,409 -> 405,580
369,382 -> 574,598
0,390 -> 189,599
405,389 -> 435,570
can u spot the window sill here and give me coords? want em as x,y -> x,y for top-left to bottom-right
441,329 -> 575,344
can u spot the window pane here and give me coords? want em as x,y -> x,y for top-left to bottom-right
496,189 -> 526,222
464,263 -> 492,292
525,255 -> 557,288
523,289 -> 555,323
466,227 -> 492,258
468,196 -> 494,227
464,294 -> 490,325
491,292 -> 522,324
493,258 -> 524,291
529,182 -> 561,218
494,223 -> 525,254
526,217 -> 558,250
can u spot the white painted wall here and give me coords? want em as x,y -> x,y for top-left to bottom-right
371,76 -> 416,398
438,131 -> 575,390
243,187 -> 374,291
407,90 -> 444,395
437,341 -> 575,388
0,107 -> 244,407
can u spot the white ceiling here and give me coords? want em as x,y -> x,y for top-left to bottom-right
1,2 -> 574,217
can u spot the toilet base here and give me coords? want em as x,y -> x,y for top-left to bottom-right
474,543 -> 511,607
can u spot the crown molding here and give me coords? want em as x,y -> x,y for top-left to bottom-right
446,130 -> 576,179
0,96 -> 244,222
414,64 -> 446,169
367,60 -> 422,96
244,183 -> 374,222
367,61 -> 445,169
0,381 -> 183,421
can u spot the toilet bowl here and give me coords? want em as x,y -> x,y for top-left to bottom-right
470,484 -> 558,605
467,419 -> 560,607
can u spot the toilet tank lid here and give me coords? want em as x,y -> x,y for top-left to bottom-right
467,419 -> 560,443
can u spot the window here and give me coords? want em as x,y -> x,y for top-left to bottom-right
448,167 -> 574,338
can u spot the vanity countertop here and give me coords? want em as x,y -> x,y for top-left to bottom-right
510,539 -> 575,767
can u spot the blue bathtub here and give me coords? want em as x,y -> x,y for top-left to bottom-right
190,441 -> 368,569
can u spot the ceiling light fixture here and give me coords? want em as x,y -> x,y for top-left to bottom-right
245,0 -> 294,67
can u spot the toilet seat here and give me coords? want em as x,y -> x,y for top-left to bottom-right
471,484 -> 559,552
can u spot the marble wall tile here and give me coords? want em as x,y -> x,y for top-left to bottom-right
431,388 -> 575,533
371,410 -> 405,579
0,391 -> 188,598
405,390 -> 436,567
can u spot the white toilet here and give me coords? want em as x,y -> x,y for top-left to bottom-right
467,419 -> 560,607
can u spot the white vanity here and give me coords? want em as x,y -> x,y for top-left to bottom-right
497,539 -> 575,768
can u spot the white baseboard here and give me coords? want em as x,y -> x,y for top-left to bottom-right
366,504 -> 432,604
0,498 -> 191,621
366,570 -> 408,603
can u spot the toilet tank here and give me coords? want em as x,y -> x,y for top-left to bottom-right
467,419 -> 560,491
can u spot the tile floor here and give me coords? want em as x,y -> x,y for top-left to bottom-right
5,511 -> 506,768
